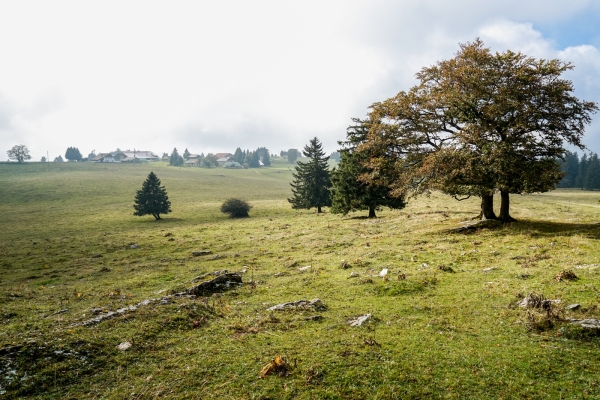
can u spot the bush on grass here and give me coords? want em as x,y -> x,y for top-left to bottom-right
220,198 -> 252,218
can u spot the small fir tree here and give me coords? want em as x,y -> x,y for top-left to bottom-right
331,119 -> 406,218
133,172 -> 172,220
288,137 -> 331,213
183,148 -> 190,160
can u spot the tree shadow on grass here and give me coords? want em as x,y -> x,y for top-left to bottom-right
441,219 -> 600,240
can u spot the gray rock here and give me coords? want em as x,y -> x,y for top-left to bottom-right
566,304 -> 581,311
116,341 -> 132,351
569,319 -> 600,329
185,273 -> 242,296
298,266 -> 311,272
268,298 -> 326,311
130,244 -> 139,249
347,313 -> 372,327
349,271 -> 359,278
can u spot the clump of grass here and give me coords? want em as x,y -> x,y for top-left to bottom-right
438,264 -> 454,273
515,292 -> 564,332
555,270 -> 578,282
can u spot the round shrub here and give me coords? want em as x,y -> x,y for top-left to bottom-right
220,198 -> 252,218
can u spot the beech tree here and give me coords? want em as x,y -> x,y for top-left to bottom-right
133,172 -> 171,220
364,39 -> 597,221
288,137 -> 331,213
7,145 -> 32,163
331,119 -> 406,218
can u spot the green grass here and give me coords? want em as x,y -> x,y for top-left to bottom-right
2,161 -> 600,398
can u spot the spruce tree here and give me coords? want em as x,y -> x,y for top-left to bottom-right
576,153 -> 589,189
288,137 -> 331,213
331,119 -> 406,218
262,151 -> 271,166
169,148 -> 183,166
183,148 -> 190,160
584,153 -> 600,190
233,147 -> 244,164
133,172 -> 171,220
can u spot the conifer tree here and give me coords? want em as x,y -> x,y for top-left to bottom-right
169,148 -> 183,166
233,147 -> 244,164
288,137 -> 331,213
133,172 -> 171,220
183,148 -> 190,160
331,119 -> 406,218
262,151 -> 271,166
576,153 -> 589,189
584,153 -> 600,190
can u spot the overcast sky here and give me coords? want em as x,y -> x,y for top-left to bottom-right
1,0 -> 600,160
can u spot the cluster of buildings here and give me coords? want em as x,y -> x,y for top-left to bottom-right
91,150 -> 160,163
91,150 -> 243,167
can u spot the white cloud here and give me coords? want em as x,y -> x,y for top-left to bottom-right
0,1 -> 599,159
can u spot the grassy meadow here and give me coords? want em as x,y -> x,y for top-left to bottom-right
2,160 -> 600,399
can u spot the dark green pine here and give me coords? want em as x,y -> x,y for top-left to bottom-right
288,137 -> 331,213
133,172 -> 172,220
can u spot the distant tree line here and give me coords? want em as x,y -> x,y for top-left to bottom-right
558,151 -> 600,190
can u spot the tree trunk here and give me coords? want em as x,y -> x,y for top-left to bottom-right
368,206 -> 376,219
317,206 -> 322,213
479,194 -> 497,220
499,190 -> 516,222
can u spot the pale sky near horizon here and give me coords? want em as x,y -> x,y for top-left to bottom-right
1,0 -> 600,160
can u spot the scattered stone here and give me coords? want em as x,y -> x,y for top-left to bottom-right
347,313 -> 372,327
438,265 -> 454,273
483,267 -> 498,272
379,268 -> 388,278
268,298 -> 326,311
89,307 -> 103,315
91,254 -> 103,258
73,274 -> 242,327
340,260 -> 350,269
130,243 -> 139,249
566,304 -> 581,311
555,270 -> 578,282
211,254 -> 225,260
569,319 -> 600,329
516,293 -> 561,309
349,271 -> 359,278
306,315 -> 323,321
239,268 -> 248,274
420,263 -> 430,269
191,250 -> 212,257
298,266 -> 311,272
116,341 -> 132,351
274,272 -> 289,277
